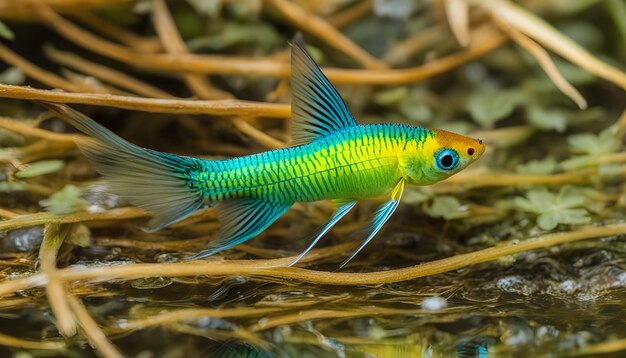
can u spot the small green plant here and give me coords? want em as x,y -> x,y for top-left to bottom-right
423,196 -> 470,220
513,186 -> 591,230
40,185 -> 88,215
465,88 -> 525,128
15,160 -> 64,178
561,126 -> 621,170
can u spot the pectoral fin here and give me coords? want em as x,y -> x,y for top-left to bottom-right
189,199 -> 292,260
288,200 -> 357,267
338,180 -> 405,269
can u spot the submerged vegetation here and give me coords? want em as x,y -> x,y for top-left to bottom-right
0,0 -> 625,356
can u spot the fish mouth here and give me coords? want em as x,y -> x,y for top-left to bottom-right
472,138 -> 486,158
463,138 -> 486,162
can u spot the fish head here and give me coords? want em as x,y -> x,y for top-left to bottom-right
400,128 -> 485,185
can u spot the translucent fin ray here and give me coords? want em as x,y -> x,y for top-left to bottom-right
338,180 -> 405,269
290,35 -> 356,145
288,200 -> 357,267
40,102 -> 205,231
190,199 -> 292,259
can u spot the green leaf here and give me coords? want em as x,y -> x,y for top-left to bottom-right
373,0 -> 417,19
514,186 -> 591,230
399,99 -> 432,123
554,58 -> 597,86
559,208 -> 592,225
373,87 -> 408,107
0,67 -> 25,85
423,196 -> 470,220
537,208 -> 591,230
598,164 -> 625,177
559,20 -> 604,50
606,0 -> 626,48
186,0 -> 223,18
555,186 -> 587,208
0,21 -> 14,40
567,126 -> 620,156
0,181 -> 27,192
15,160 -> 65,179
568,133 -> 600,153
304,45 -> 325,65
537,212 -> 560,230
398,89 -> 433,122
188,22 -> 281,52
133,0 -> 153,14
559,155 -> 596,170
465,89 -> 525,127
94,4 -> 141,26
515,189 -> 548,212
174,5 -> 206,39
516,157 -> 557,174
403,187 -> 433,204
40,185 -> 88,215
526,106 -> 568,132
0,128 -> 26,147
228,0 -> 262,19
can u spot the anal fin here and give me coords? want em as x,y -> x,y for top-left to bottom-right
189,199 -> 292,260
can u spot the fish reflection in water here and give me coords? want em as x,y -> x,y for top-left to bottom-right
352,338 -> 492,358
456,337 -> 494,358
211,342 -> 274,358
211,335 -> 494,357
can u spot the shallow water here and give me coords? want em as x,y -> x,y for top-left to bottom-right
1,211 -> 624,357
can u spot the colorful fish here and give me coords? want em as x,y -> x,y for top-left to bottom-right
41,38 -> 485,267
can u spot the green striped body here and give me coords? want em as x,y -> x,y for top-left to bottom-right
191,124 -> 432,203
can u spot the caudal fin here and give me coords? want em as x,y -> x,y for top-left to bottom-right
40,102 -> 206,231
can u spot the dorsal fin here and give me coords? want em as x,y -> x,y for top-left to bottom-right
290,36 -> 356,145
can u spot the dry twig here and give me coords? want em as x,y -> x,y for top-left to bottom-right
1,224 -> 624,299
495,18 -> 587,109
0,84 -> 291,117
445,0 -> 470,46
67,294 -> 125,358
266,0 -> 388,70
44,46 -> 178,99
469,0 -> 626,90
151,0 -> 233,100
39,223 -> 76,337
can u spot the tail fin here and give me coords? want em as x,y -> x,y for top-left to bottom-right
40,102 -> 206,231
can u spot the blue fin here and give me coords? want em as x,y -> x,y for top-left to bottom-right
338,180 -> 405,269
288,199 -> 357,267
290,36 -> 356,145
190,199 -> 292,259
40,102 -> 206,231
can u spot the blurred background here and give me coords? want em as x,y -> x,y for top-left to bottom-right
0,0 -> 625,357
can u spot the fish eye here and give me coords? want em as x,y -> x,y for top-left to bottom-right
467,148 -> 475,156
435,148 -> 460,171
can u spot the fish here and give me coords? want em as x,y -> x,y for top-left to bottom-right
40,37 -> 485,268
210,342 -> 275,358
